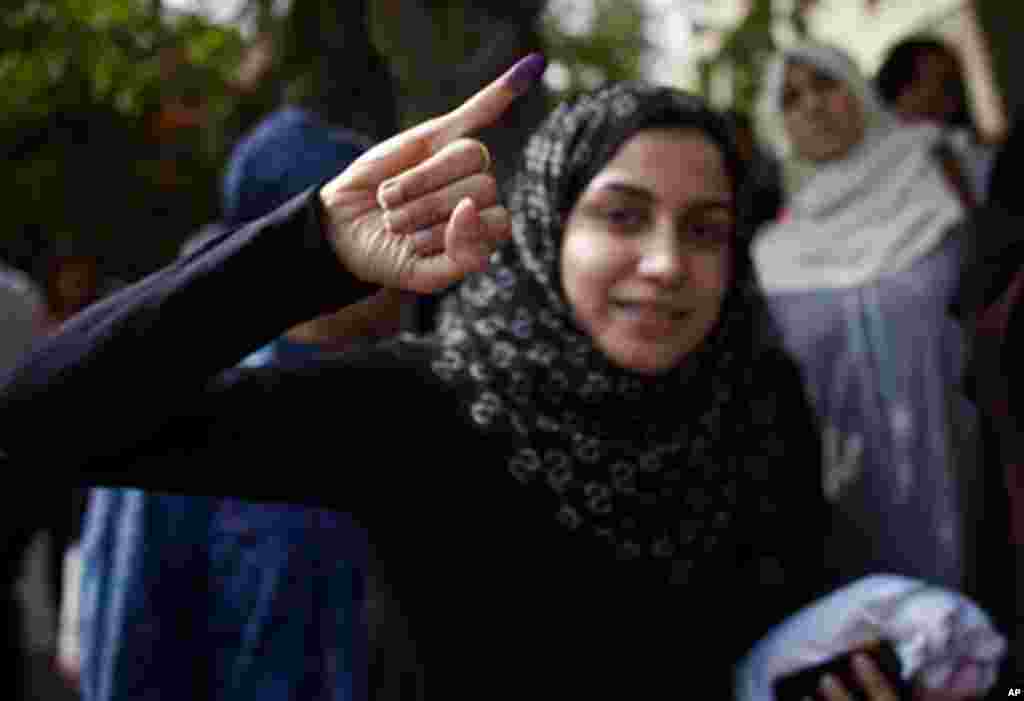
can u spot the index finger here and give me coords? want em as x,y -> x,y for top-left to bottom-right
335,53 -> 546,189
428,52 -> 548,149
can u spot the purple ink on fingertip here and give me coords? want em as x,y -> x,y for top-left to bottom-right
507,53 -> 547,93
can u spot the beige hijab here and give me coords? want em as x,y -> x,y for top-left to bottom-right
752,42 -> 964,293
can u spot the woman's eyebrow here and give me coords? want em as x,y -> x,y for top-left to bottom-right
685,199 -> 734,216
591,182 -> 654,201
589,181 -> 733,213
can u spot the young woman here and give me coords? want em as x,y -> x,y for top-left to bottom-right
0,56 -> 830,696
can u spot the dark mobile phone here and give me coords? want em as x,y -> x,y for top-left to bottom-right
772,638 -> 912,701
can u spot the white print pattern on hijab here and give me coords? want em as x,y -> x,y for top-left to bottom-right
389,84 -> 812,580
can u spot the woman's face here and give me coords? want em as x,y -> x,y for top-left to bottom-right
782,60 -> 866,162
893,50 -> 962,126
561,128 -> 734,375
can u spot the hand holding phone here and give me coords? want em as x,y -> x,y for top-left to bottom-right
773,638 -> 911,701
818,651 -> 907,701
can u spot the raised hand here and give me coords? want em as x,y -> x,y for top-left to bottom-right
319,53 -> 546,293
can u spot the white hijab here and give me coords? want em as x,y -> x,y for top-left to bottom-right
752,42 -> 964,293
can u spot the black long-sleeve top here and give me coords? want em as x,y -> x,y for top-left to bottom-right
0,189 -> 832,697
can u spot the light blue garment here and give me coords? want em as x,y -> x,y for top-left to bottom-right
762,234 -> 976,589
79,338 -> 369,701
79,489 -> 216,700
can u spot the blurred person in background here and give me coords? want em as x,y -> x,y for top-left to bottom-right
0,260 -> 46,700
75,96 -> 412,701
70,15 -> 417,696
876,36 -> 996,205
754,38 -> 1015,697
753,41 -> 983,592
0,261 -> 44,369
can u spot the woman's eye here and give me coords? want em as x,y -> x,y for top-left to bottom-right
684,222 -> 732,245
812,73 -> 838,94
603,208 -> 647,230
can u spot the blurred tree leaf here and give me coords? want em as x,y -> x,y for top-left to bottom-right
697,0 -> 776,116
0,0 -> 246,280
540,0 -> 649,103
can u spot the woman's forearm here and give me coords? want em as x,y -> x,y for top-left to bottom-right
0,189 -> 375,472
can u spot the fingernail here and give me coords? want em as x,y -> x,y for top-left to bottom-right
473,240 -> 495,264
378,179 -> 401,210
410,229 -> 434,250
506,53 -> 547,94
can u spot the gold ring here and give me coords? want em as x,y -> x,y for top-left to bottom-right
477,141 -> 492,171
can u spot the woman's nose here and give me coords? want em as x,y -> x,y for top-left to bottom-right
799,88 -> 824,113
636,230 -> 689,284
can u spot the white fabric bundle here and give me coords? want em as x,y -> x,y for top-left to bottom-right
735,574 -> 1007,701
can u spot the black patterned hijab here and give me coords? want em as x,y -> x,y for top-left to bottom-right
392,83 -> 783,574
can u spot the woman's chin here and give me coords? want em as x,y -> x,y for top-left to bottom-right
601,338 -> 687,376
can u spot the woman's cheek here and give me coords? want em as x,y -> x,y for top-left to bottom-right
562,232 -> 630,330
693,248 -> 731,302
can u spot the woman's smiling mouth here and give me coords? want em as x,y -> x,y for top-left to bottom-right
610,300 -> 691,324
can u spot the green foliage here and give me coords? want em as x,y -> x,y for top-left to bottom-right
0,0 -> 247,278
0,0 -> 659,280
540,0 -> 649,103
697,0 -> 777,116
